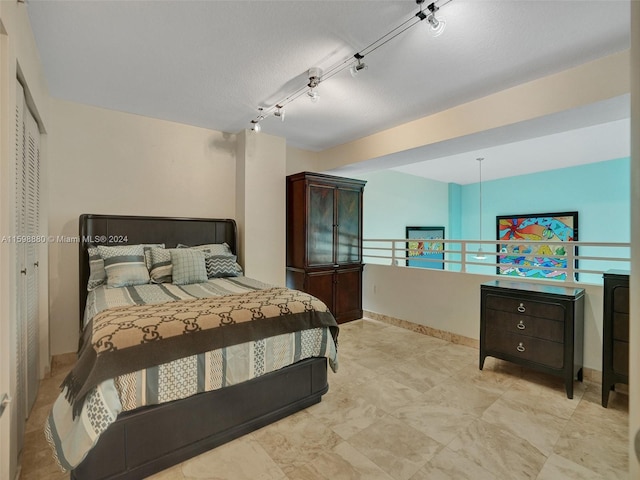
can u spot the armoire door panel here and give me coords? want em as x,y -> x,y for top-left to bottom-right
334,268 -> 362,321
305,271 -> 335,312
336,188 -> 361,265
307,184 -> 335,266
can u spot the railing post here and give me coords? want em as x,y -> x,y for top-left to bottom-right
567,244 -> 576,282
461,241 -> 467,273
391,241 -> 396,266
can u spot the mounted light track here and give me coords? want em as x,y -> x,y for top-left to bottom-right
248,0 -> 453,131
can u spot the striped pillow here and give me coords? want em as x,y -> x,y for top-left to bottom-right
97,245 -> 150,288
149,247 -> 172,284
205,254 -> 243,278
87,246 -> 106,291
171,249 -> 207,285
143,244 -> 164,270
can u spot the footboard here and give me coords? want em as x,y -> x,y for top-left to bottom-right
71,357 -> 329,480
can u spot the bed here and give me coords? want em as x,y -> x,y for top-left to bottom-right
46,214 -> 338,480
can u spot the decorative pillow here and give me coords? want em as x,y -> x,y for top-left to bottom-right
87,246 -> 106,291
97,244 -> 150,288
177,243 -> 233,256
143,243 -> 164,270
171,248 -> 207,285
205,254 -> 243,278
148,247 -> 172,283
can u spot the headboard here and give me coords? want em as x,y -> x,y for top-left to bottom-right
79,214 -> 238,329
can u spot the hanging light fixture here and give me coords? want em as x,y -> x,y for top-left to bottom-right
349,53 -> 368,77
474,157 -> 486,260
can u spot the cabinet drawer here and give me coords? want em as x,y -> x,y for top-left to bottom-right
613,340 -> 629,376
485,308 -> 564,342
485,295 -> 565,321
613,287 -> 629,313
485,328 -> 564,369
613,312 -> 629,342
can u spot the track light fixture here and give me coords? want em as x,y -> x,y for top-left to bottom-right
306,68 -> 322,103
250,108 -> 264,132
350,53 -> 368,77
425,2 -> 446,37
274,105 -> 285,121
248,0 -> 453,131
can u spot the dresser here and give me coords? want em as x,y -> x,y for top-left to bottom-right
602,270 -> 629,407
286,172 -> 366,324
480,280 -> 585,399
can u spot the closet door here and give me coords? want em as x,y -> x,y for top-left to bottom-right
14,82 -> 40,456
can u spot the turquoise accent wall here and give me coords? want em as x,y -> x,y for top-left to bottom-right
462,157 -> 631,280
353,170 -> 449,264
355,157 -> 630,278
461,157 -> 631,243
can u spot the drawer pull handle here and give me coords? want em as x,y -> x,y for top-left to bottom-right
516,342 -> 525,352
517,303 -> 526,313
517,320 -> 525,330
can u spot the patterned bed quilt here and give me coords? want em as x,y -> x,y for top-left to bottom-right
45,277 -> 339,471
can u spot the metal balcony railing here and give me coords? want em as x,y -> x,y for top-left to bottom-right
363,238 -> 630,284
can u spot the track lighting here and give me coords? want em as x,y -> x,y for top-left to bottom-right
274,105 -> 285,121
306,68 -> 322,103
248,0 -> 452,131
416,1 -> 446,37
251,108 -> 264,132
426,3 -> 446,37
307,89 -> 319,103
350,53 -> 368,77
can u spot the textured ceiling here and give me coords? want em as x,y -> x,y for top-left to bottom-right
26,0 -> 631,182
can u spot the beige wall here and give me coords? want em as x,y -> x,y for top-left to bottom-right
286,145 -> 318,176
236,130 -> 286,286
47,99 -> 237,354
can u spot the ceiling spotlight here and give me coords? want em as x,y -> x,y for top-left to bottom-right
349,53 -> 368,78
250,108 -> 264,132
426,3 -> 446,37
307,89 -> 319,103
307,67 -> 322,103
274,105 -> 285,121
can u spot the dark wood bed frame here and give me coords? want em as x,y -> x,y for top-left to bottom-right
72,214 -> 330,480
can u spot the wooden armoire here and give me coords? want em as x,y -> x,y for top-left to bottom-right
286,172 -> 366,324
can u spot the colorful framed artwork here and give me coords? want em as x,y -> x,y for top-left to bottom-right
496,211 -> 578,280
406,226 -> 445,270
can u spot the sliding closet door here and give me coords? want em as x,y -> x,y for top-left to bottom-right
14,81 -> 40,456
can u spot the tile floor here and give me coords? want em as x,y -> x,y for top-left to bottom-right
21,318 -> 629,479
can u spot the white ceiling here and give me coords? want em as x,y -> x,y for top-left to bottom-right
26,0 -> 631,184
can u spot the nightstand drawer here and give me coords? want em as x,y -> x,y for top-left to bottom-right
485,328 -> 564,369
485,295 -> 565,321
485,308 -> 564,342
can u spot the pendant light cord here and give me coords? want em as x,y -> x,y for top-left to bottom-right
478,157 -> 483,241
